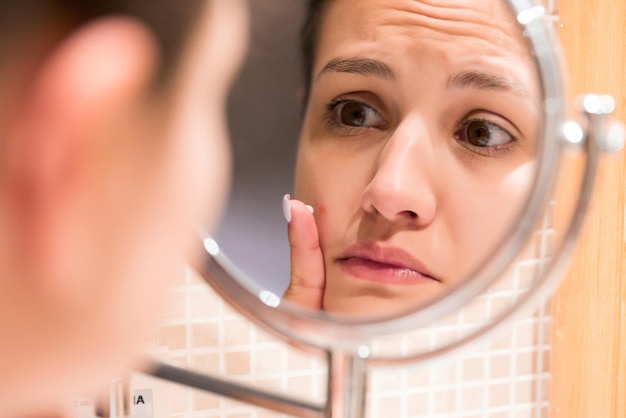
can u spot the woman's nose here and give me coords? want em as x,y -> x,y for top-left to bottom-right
360,120 -> 437,227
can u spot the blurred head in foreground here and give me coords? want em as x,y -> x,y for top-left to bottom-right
0,1 -> 248,415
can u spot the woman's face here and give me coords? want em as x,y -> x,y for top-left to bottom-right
295,0 -> 540,316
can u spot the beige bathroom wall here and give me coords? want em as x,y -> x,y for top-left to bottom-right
550,0 -> 626,416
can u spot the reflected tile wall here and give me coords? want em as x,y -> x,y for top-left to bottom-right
149,205 -> 554,418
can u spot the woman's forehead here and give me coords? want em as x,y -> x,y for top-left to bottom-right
315,0 -> 538,97
317,0 -> 529,63
320,0 -> 517,33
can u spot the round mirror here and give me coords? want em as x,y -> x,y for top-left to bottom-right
200,0 -> 568,356
143,1 -> 624,416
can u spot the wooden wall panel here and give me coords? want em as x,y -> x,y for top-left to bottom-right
550,0 -> 626,417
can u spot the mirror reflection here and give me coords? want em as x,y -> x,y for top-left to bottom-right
220,0 -> 542,318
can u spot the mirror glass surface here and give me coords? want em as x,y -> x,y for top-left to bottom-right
216,0 -> 544,320
215,0 -> 302,297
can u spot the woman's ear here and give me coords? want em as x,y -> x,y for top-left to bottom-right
3,16 -> 158,278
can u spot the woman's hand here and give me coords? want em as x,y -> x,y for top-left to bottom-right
281,194 -> 326,309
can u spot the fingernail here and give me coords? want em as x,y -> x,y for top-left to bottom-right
282,194 -> 292,223
306,205 -> 314,214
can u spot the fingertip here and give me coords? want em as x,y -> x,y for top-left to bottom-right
282,194 -> 291,223
288,199 -> 316,228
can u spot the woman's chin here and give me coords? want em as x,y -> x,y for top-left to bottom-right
322,275 -> 446,317
323,294 -> 424,318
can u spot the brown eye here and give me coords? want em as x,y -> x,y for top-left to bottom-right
455,119 -> 514,148
340,102 -> 368,126
466,120 -> 491,146
331,99 -> 386,129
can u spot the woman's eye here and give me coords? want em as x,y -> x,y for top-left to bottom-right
454,119 -> 515,150
328,99 -> 386,129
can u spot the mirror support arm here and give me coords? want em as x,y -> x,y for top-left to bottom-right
146,352 -> 371,418
146,362 -> 326,418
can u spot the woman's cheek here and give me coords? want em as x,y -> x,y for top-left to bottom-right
501,162 -> 535,197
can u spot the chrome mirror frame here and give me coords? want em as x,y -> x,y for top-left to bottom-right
146,0 -> 625,416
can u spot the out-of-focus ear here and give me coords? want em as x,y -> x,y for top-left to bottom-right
4,16 -> 158,274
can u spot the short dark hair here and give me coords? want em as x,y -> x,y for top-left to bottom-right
300,0 -> 332,105
0,0 -> 205,85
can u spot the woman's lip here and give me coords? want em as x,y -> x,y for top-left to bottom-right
335,243 -> 441,285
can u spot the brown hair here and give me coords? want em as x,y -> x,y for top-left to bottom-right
301,0 -> 332,105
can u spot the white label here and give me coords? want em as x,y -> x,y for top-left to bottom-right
72,389 -> 153,418
131,389 -> 153,418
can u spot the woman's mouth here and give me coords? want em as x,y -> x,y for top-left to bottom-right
335,243 -> 441,285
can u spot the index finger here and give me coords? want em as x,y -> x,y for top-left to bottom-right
281,195 -> 325,309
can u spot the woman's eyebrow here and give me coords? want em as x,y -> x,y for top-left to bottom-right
317,57 -> 395,80
316,59 -> 534,100
447,70 -> 532,99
